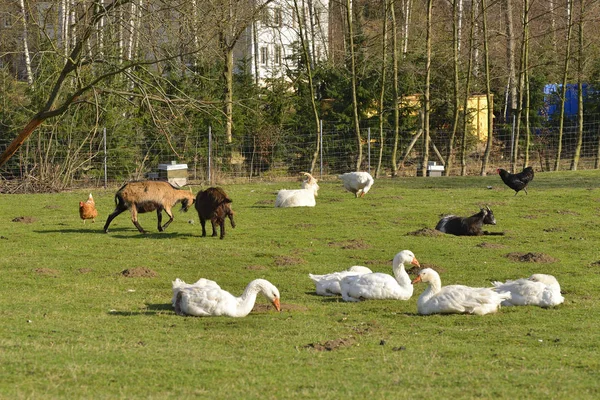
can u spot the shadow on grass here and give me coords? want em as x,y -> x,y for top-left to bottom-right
35,228 -> 197,239
108,303 -> 174,317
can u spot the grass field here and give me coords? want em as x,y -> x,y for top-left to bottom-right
1,171 -> 599,399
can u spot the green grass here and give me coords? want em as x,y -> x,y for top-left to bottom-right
1,170 -> 600,399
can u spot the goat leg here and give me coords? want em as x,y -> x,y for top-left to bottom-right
211,219 -> 218,237
161,208 -> 174,231
200,217 -> 207,237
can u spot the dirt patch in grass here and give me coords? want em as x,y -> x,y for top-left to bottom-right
506,252 -> 558,263
328,239 -> 371,250
252,303 -> 308,313
557,210 -> 579,216
406,228 -> 443,237
304,337 -> 356,351
78,268 -> 93,274
245,265 -> 267,271
543,227 -> 566,233
121,267 -> 158,278
590,260 -> 600,267
34,268 -> 59,277
12,216 -> 36,223
477,242 -> 506,249
43,205 -> 61,210
254,199 -> 273,205
295,223 -> 316,229
274,255 -> 305,267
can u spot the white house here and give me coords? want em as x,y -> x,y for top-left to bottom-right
234,0 -> 330,85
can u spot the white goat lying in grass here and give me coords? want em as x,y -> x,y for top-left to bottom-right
275,172 -> 319,207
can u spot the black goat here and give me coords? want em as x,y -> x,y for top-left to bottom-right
435,206 -> 496,236
195,187 -> 235,239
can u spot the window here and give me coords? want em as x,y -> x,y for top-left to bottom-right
260,8 -> 270,25
274,45 -> 281,65
272,8 -> 282,27
260,47 -> 269,65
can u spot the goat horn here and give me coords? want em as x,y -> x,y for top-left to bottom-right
486,205 -> 490,211
301,172 -> 316,182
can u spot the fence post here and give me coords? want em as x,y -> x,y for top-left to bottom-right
319,120 -> 323,179
510,115 -> 516,171
208,126 -> 212,185
103,127 -> 107,189
367,127 -> 371,174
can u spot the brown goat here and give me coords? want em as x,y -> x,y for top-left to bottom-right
104,181 -> 196,234
195,187 -> 235,239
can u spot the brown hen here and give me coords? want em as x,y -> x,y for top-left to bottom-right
79,193 -> 98,223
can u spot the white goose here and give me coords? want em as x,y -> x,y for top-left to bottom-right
309,266 -> 373,296
492,274 -> 564,307
173,278 -> 281,317
340,250 -> 419,302
412,268 -> 511,315
171,277 -> 220,306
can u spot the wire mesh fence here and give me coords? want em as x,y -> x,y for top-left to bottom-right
1,119 -> 599,192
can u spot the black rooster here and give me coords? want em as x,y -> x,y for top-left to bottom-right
497,167 -> 534,196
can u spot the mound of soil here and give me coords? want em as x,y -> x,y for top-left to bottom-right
12,216 -> 36,223
34,268 -> 59,276
328,239 -> 371,250
304,337 -> 355,351
274,255 -> 305,267
590,260 -> 600,267
121,267 -> 158,278
406,228 -> 444,237
543,227 -> 565,233
78,268 -> 93,274
506,252 -> 558,263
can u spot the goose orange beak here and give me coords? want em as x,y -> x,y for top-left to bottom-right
272,298 -> 281,312
411,257 -> 420,267
411,276 -> 422,284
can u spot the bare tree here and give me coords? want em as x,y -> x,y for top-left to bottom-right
554,0 -> 574,171
293,0 -> 321,173
571,0 -> 586,170
503,0 -> 517,121
346,0 -> 362,170
18,0 -> 33,85
445,0 -> 462,176
376,0 -> 390,178
479,0 -> 493,175
461,0 -> 475,176
391,0 -> 400,175
419,0 -> 432,177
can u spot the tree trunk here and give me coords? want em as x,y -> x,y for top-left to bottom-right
391,1 -> 400,175
479,0 -> 493,176
18,0 -> 33,85
460,0 -> 475,176
445,0 -> 461,176
376,0 -> 389,178
503,0 -> 517,120
512,0 -> 529,173
346,0 -> 363,170
420,0 -> 432,177
293,0 -> 321,173
570,0 -> 585,171
554,0 -> 573,171
402,0 -> 412,57
223,44 -> 234,144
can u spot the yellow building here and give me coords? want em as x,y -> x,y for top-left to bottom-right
399,94 -> 494,142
